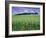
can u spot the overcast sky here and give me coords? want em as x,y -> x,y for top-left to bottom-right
12,7 -> 40,15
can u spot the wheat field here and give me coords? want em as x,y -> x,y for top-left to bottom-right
12,15 -> 40,31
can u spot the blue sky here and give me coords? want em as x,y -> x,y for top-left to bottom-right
12,7 -> 40,15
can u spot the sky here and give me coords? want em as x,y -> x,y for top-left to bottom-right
12,7 -> 40,15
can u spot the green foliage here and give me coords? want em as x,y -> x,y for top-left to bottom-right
12,15 -> 40,31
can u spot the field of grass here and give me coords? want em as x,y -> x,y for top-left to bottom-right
12,15 -> 40,31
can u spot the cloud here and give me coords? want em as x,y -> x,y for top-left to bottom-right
12,7 -> 40,15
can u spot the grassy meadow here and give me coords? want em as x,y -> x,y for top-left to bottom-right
12,15 -> 40,31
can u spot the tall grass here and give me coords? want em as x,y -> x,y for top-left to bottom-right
12,15 -> 40,31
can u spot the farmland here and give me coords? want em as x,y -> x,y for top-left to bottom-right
12,15 -> 40,31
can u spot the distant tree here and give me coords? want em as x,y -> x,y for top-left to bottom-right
35,12 -> 38,14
